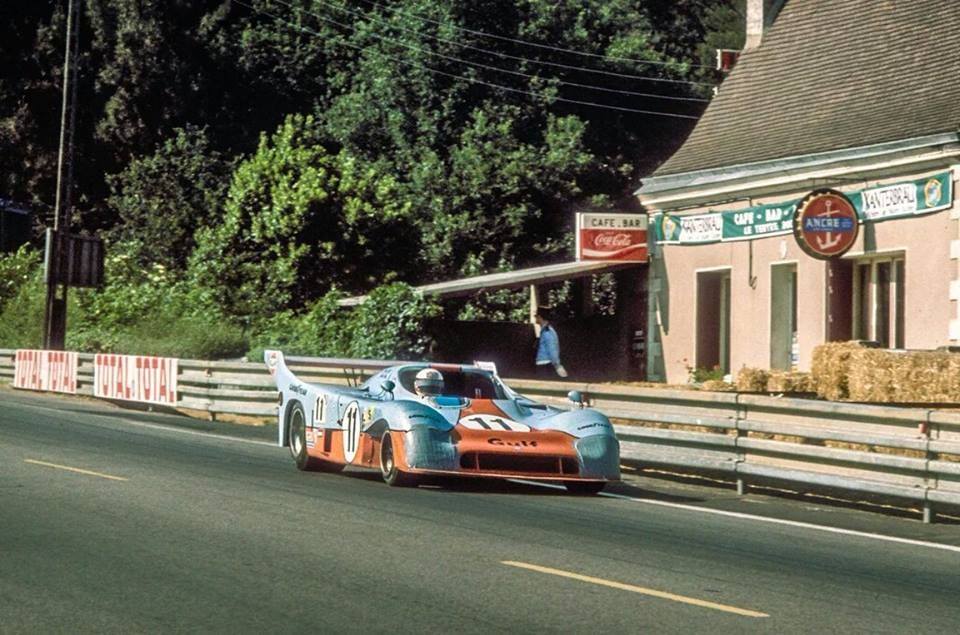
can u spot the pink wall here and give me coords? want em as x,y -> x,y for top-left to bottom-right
651,170 -> 959,383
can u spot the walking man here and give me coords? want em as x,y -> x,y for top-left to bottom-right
534,309 -> 568,379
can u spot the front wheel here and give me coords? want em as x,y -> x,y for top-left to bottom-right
379,432 -> 417,487
288,402 -> 342,473
564,481 -> 605,495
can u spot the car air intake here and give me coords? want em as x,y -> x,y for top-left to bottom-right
459,453 -> 579,475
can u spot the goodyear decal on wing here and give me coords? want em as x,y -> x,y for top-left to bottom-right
458,414 -> 530,432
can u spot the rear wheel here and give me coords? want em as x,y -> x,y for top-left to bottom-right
288,402 -> 342,473
565,481 -> 605,495
379,431 -> 417,487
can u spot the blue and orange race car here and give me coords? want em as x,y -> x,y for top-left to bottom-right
265,350 -> 620,494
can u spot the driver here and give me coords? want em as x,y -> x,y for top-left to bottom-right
413,368 -> 444,401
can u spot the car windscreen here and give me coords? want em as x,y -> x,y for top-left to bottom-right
398,368 -> 505,400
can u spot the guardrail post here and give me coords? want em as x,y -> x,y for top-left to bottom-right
734,393 -> 747,496
923,410 -> 935,524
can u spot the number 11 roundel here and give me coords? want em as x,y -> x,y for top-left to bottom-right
342,401 -> 362,463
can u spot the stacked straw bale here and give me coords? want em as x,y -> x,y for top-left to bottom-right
847,348 -> 960,402
811,341 -> 865,400
766,371 -> 812,393
736,367 -> 769,392
812,342 -> 960,402
701,379 -> 736,392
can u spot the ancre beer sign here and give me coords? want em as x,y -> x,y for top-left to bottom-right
576,213 -> 648,262
793,189 -> 859,260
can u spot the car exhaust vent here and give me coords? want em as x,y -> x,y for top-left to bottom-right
458,453 -> 579,476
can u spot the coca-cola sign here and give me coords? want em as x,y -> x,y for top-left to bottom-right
576,213 -> 648,262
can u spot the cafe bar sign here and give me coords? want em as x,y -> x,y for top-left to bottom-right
652,171 -> 953,245
576,212 -> 648,262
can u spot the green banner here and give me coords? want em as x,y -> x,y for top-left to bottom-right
652,171 -> 953,245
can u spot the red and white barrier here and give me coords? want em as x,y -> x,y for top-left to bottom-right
13,350 -> 79,394
94,354 -> 178,406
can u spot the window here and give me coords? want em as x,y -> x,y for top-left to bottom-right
396,368 -> 505,399
852,255 -> 905,348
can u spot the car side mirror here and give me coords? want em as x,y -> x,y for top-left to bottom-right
381,380 -> 395,398
567,390 -> 586,409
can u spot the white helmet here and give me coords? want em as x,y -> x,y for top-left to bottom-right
414,368 -> 444,396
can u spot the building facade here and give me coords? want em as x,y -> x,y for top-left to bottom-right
636,0 -> 960,383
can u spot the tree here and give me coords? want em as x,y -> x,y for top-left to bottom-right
189,114 -> 419,320
106,126 -> 232,269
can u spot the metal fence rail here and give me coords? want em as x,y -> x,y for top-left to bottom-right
2,348 -> 959,521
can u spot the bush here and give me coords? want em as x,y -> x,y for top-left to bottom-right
0,269 -> 46,349
247,292 -> 351,361
0,245 -> 40,312
65,242 -> 247,359
248,283 -> 440,362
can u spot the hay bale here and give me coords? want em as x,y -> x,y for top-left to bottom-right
736,367 -> 769,392
767,371 -> 812,393
811,341 -> 865,400
701,379 -> 736,392
846,347 -> 960,403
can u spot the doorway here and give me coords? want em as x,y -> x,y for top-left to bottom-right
770,263 -> 798,369
696,269 -> 731,374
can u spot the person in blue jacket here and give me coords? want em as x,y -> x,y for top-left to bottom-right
534,308 -> 568,379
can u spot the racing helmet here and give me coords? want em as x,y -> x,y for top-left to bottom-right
414,368 -> 444,396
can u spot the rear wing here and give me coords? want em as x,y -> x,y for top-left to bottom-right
264,349 -> 296,388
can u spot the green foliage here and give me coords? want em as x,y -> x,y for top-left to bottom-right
0,245 -> 40,311
189,114 -> 418,321
248,283 -> 440,361
347,283 -> 441,360
247,291 -> 351,361
0,269 -> 45,349
66,242 -> 246,358
1,1 -> 734,352
106,126 -> 232,269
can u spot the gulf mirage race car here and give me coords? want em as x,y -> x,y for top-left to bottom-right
265,350 -> 619,494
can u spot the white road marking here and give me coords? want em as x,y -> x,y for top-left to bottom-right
25,459 -> 127,481
509,479 -> 960,555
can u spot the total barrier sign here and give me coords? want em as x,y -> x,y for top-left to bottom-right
94,354 -> 178,406
13,349 -> 78,394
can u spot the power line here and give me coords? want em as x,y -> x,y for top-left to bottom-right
356,0 -> 716,71
269,0 -> 709,102
233,0 -> 701,119
300,0 -> 715,88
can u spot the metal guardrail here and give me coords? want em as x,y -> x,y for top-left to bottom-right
2,348 -> 959,522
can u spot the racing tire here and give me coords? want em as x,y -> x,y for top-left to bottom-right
379,431 -> 418,487
288,401 -> 343,473
564,480 -> 605,496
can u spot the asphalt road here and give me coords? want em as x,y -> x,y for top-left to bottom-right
3,388 -> 960,633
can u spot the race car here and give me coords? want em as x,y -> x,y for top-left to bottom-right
264,350 -> 620,494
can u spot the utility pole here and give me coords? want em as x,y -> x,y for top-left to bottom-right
43,0 -> 81,350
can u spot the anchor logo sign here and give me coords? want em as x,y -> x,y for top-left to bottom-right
794,190 -> 859,260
